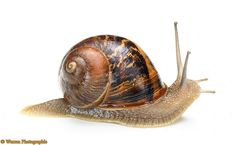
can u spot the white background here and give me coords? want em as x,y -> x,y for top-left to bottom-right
0,0 -> 235,145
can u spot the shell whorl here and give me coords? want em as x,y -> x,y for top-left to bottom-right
60,35 -> 167,109
59,46 -> 110,108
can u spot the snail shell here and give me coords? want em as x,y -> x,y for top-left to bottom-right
59,35 -> 167,109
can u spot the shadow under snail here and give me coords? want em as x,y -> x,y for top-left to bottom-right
22,22 -> 215,127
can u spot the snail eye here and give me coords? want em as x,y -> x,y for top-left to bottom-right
66,61 -> 77,73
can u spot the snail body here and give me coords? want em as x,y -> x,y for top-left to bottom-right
22,23 -> 214,127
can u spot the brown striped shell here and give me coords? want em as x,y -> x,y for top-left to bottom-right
59,35 -> 167,109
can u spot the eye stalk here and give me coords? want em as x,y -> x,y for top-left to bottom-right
66,61 -> 77,73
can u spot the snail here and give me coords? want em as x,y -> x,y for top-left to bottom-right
22,22 -> 215,127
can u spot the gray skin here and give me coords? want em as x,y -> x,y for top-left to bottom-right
21,22 -> 214,127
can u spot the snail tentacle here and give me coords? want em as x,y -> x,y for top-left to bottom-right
180,51 -> 191,86
174,22 -> 183,80
196,78 -> 208,82
200,90 -> 216,94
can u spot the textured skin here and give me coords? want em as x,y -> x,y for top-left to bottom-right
59,35 -> 167,109
22,80 -> 201,127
